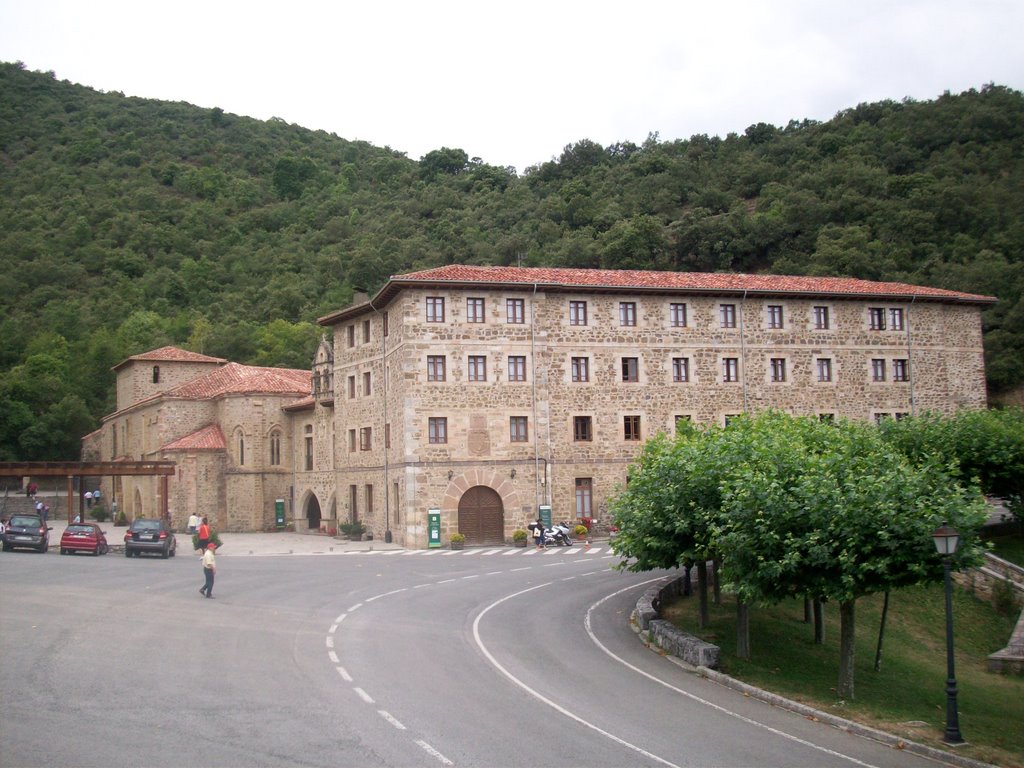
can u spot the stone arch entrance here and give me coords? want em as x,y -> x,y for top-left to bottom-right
306,495 -> 322,530
457,486 -> 504,546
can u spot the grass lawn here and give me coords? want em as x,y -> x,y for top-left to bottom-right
662,583 -> 1023,767
989,533 -> 1024,567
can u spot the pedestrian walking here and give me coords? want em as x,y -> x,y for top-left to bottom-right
85,491 -> 93,509
199,543 -> 216,598
532,518 -> 545,549
196,517 -> 210,552
187,512 -> 200,534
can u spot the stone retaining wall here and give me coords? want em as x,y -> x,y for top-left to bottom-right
632,575 -> 720,669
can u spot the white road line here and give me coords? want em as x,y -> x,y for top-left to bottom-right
328,651 -> 339,664
583,584 -> 883,768
378,710 -> 406,730
413,583 -> 432,589
329,623 -> 338,634
437,578 -> 456,584
325,636 -> 334,649
348,603 -> 363,612
472,580 -> 681,768
335,666 -> 352,682
511,567 -> 531,572
353,687 -> 375,704
461,574 -> 479,580
335,613 -> 347,623
415,740 -> 453,766
366,589 -> 407,603
502,549 -> 520,555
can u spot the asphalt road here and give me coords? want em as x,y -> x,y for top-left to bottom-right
0,547 -> 945,768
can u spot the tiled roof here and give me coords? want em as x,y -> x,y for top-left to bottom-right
162,424 -> 226,452
283,394 -> 317,411
112,346 -> 226,371
392,265 -> 996,302
319,264 -> 995,326
165,363 -> 311,400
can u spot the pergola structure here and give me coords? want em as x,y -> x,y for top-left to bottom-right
0,461 -> 176,521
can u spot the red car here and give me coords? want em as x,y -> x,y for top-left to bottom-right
60,523 -> 110,556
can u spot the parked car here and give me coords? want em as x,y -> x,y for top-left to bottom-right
124,518 -> 177,558
3,514 -> 52,553
60,523 -> 109,556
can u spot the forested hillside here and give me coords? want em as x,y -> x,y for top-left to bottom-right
1,61 -> 1022,460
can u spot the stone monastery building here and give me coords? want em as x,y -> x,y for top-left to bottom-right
83,265 -> 995,548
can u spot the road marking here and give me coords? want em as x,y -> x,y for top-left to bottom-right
415,740 -> 453,766
378,710 -> 406,730
329,623 -> 338,634
366,589 -> 407,602
353,687 -> 375,704
325,636 -> 334,649
348,603 -> 363,612
472,580 -> 682,768
584,584 -> 883,768
437,578 -> 456,584
336,666 -> 352,682
328,651 -> 339,664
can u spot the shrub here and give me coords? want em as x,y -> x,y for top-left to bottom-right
574,524 -> 589,537
512,529 -> 528,542
450,532 -> 466,543
90,504 -> 109,522
340,521 -> 366,538
192,530 -> 223,551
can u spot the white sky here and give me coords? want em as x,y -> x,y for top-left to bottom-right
2,0 -> 1022,173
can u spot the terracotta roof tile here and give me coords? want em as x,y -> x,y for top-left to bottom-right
165,363 -> 311,400
162,424 -> 226,452
113,346 -> 227,371
391,265 -> 996,302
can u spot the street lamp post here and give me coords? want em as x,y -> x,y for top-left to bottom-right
931,523 -> 964,745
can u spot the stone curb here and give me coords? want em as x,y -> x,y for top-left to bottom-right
632,576 -> 998,768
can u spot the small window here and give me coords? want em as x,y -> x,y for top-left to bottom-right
621,357 -> 639,382
889,308 -> 905,331
674,414 -> 692,431
573,416 -> 593,442
722,357 -> 739,382
269,431 -> 282,466
359,427 -> 372,451
347,325 -> 355,347
468,355 -> 487,382
619,302 -> 637,327
305,434 -> 314,470
362,320 -> 371,343
152,365 -> 160,384
868,307 -> 886,331
767,305 -> 784,329
467,297 -> 485,323
365,485 -> 374,515
672,357 -> 689,383
571,357 -> 590,383
385,423 -> 391,449
819,413 -> 835,423
816,358 -> 833,383
363,371 -> 371,396
892,358 -> 909,382
426,297 -> 445,323
510,416 -> 528,443
575,478 -> 593,518
427,355 -> 446,382
348,376 -> 356,399
813,306 -> 830,330
507,355 -> 527,382
623,415 -> 641,441
720,304 -> 737,329
770,358 -> 787,382
871,359 -> 887,382
348,429 -> 356,453
506,298 -> 525,324
383,311 -> 389,337
569,301 -> 588,326
669,303 -> 688,328
428,417 -> 448,444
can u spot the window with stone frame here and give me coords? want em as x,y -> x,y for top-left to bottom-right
669,302 -> 688,328
575,477 -> 593,518
868,307 -> 886,330
889,308 -> 905,331
428,417 -> 447,444
573,415 -> 593,442
722,357 -> 739,382
507,298 -> 525,324
468,355 -> 487,382
871,358 -> 887,382
770,357 -> 787,382
426,296 -> 445,323
672,357 -> 690,382
619,301 -> 637,327
507,355 -> 527,382
509,416 -> 528,443
466,297 -> 485,323
363,371 -> 371,396
569,300 -> 588,326
305,429 -> 314,471
359,426 -> 372,451
571,356 -> 590,382
767,305 -> 784,329
348,429 -> 356,453
816,358 -> 833,383
623,415 -> 641,441
269,430 -> 282,466
362,319 -> 371,343
347,375 -> 356,399
365,484 -> 374,516
813,305 -> 830,330
892,358 -> 909,382
621,357 -> 639,382
720,303 -> 737,328
347,325 -> 355,347
427,355 -> 446,382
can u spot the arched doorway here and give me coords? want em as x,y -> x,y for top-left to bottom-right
306,495 -> 321,530
457,486 -> 504,546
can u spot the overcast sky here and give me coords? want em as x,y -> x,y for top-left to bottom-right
2,0 -> 1022,173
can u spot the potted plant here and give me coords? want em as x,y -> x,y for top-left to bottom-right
115,510 -> 127,527
512,529 -> 528,547
340,521 -> 366,541
449,532 -> 466,550
574,524 -> 589,539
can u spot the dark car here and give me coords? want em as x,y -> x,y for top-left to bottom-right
3,514 -> 52,553
124,518 -> 176,558
60,523 -> 109,556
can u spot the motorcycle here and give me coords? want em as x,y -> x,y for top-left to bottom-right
544,522 -> 573,547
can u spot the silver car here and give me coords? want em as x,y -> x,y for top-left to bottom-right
123,518 -> 177,558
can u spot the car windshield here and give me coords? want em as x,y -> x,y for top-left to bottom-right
132,521 -> 161,531
66,525 -> 95,534
10,516 -> 41,527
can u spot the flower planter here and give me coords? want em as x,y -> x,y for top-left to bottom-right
450,540 -> 464,550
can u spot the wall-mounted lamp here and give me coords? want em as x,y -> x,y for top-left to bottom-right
447,470 -> 454,481
510,468 -> 516,479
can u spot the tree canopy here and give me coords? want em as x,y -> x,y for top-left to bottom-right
2,60 -> 1023,458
